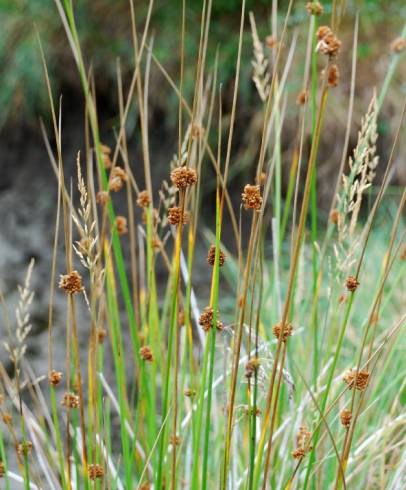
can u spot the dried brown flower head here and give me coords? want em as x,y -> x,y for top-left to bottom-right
137,190 -> 151,208
17,441 -> 33,456
0,461 -> 5,477
329,208 -> 340,224
2,413 -> 12,425
199,307 -> 213,331
272,322 -> 293,342
61,392 -> 80,409
296,90 -> 309,106
207,245 -> 226,267
306,2 -> 324,15
346,275 -> 359,292
243,406 -> 261,417
170,166 -> 198,189
242,184 -> 262,210
184,388 -> 196,398
169,434 -> 182,446
258,172 -> 267,185
140,346 -> 153,362
168,207 -> 189,226
96,191 -> 109,205
109,177 -> 123,192
327,64 -> 340,87
316,26 -> 341,57
245,358 -> 260,379
59,271 -> 83,294
292,447 -> 306,459
97,328 -> 107,344
390,37 -> 406,54
109,167 -> 127,192
343,369 -> 370,391
316,25 -> 332,41
139,483 -> 151,490
292,425 -> 312,458
88,464 -> 104,480
49,370 -> 63,386
198,307 -> 222,332
116,216 -> 128,235
265,35 -> 277,49
340,409 -> 352,428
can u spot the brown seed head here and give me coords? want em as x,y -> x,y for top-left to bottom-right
265,35 -> 277,49
109,167 -> 127,192
390,37 -> 406,54
61,392 -> 80,409
245,358 -> 260,379
296,90 -> 309,106
292,447 -> 306,459
139,483 -> 151,490
17,441 -> 33,456
296,426 -> 312,448
198,307 -> 222,332
168,207 -> 189,226
116,216 -> 128,235
184,388 -> 196,398
306,2 -> 324,15
243,406 -> 261,417
97,328 -> 107,344
59,271 -> 83,294
137,190 -> 151,208
96,191 -> 109,205
88,464 -> 104,480
207,245 -> 225,267
140,346 -> 153,362
316,26 -> 341,57
109,177 -> 123,192
0,461 -> 5,477
2,413 -> 12,425
330,208 -> 340,224
49,370 -> 63,386
272,322 -> 293,342
316,25 -> 332,40
340,409 -> 352,428
327,64 -> 340,87
111,166 -> 127,181
169,434 -> 182,446
343,369 -> 370,391
242,184 -> 262,211
346,275 -> 359,292
170,166 -> 198,189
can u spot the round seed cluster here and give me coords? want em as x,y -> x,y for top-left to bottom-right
272,322 -> 293,342
207,245 -> 226,267
170,166 -> 198,189
59,271 -> 83,295
242,184 -> 262,211
316,26 -> 341,57
343,369 -> 370,391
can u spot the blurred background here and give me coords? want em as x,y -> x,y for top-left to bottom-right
0,0 -> 405,369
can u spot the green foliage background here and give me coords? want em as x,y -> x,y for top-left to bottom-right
0,0 -> 405,127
